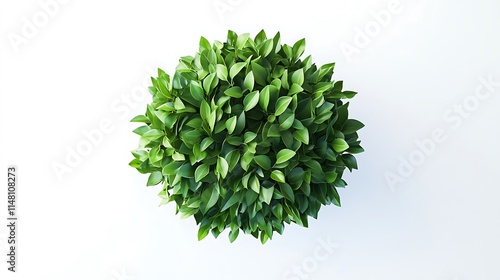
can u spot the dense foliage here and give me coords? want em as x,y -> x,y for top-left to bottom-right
130,30 -> 364,243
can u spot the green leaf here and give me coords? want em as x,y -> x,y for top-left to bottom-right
325,171 -> 338,183
199,36 -> 211,51
288,83 -> 303,95
261,186 -> 274,205
224,86 -> 243,98
229,229 -> 239,243
195,164 -> 210,182
243,90 -> 259,111
249,175 -> 260,194
259,39 -> 274,57
208,110 -> 216,132
254,155 -> 271,170
202,185 -> 219,212
275,149 -> 296,165
142,129 -> 163,140
236,33 -> 250,49
174,97 -> 185,110
332,138 -> 349,152
280,183 -> 295,202
162,161 -> 182,175
146,171 -> 162,186
259,85 -> 271,111
275,96 -> 292,116
226,116 -> 237,134
251,61 -> 268,86
221,192 -> 241,211
200,137 -> 214,151
198,224 -> 210,241
279,112 -> 294,131
270,170 -> 286,183
190,81 -> 205,101
226,150 -> 240,171
234,111 -> 246,135
243,131 -> 257,143
216,156 -> 229,179
203,73 -> 218,93
216,64 -> 228,81
292,38 -> 306,60
200,100 -> 211,122
291,69 -> 304,86
244,71 -> 254,92
178,163 -> 195,178
130,115 -> 149,123
229,62 -> 246,79
293,127 -> 309,145
343,119 -> 365,134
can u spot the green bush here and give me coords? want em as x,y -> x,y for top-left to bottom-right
130,30 -> 364,244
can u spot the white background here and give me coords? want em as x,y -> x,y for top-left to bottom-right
1,0 -> 500,279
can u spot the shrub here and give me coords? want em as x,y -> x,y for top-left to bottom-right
129,30 -> 364,244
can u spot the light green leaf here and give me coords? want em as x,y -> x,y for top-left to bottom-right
199,36 -> 211,51
208,110 -> 216,132
332,138 -> 349,152
195,163 -> 210,182
202,184 -> 219,211
190,81 -> 205,101
226,116 -> 237,134
261,186 -> 274,205
293,127 -> 309,145
200,137 -> 214,151
292,38 -> 306,60
229,62 -> 246,79
291,69 -> 304,86
249,175 -> 260,194
288,83 -> 303,95
270,170 -> 286,183
130,115 -> 149,123
200,100 -> 211,122
325,171 -> 338,183
243,90 -> 259,111
217,156 -> 229,179
142,129 -> 163,140
275,96 -> 292,116
275,149 -> 296,165
224,86 -> 243,98
236,33 -> 250,49
216,64 -> 228,81
174,97 -> 185,110
259,85 -> 271,111
244,71 -> 254,92
243,131 -> 257,143
146,171 -> 162,186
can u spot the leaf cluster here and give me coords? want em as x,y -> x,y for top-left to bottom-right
130,30 -> 364,244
